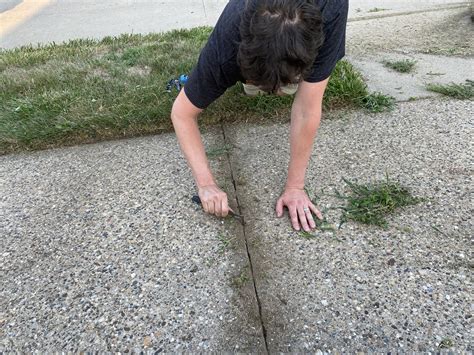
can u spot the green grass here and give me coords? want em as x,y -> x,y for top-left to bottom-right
324,60 -> 395,113
206,144 -> 233,158
438,338 -> 454,349
426,80 -> 474,99
231,268 -> 250,289
383,59 -> 417,73
335,175 -> 422,228
368,7 -> 389,12
217,233 -> 234,254
0,27 -> 393,154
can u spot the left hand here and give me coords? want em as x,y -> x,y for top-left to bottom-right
276,188 -> 323,231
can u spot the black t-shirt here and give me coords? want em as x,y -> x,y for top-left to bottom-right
185,0 -> 349,109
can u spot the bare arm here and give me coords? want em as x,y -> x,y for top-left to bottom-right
276,78 -> 329,231
171,89 -> 230,217
286,78 -> 328,189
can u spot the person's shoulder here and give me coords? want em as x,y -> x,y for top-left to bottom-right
214,0 -> 245,33
209,0 -> 245,63
314,0 -> 348,22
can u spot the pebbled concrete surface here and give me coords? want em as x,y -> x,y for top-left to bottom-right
349,52 -> 474,101
1,1 -> 473,352
346,6 -> 473,101
347,7 -> 474,58
224,99 -> 473,352
0,130 -> 265,352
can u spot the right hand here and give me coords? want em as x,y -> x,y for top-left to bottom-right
198,184 -> 232,218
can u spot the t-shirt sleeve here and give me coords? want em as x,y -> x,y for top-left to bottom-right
305,1 -> 349,83
184,39 -> 236,110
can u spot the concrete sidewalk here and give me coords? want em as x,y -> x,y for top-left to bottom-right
1,129 -> 265,352
1,1 -> 473,352
1,99 -> 472,352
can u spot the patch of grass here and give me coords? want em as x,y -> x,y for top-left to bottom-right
368,7 -> 389,13
217,233 -> 234,254
206,144 -> 233,158
426,80 -> 474,99
324,60 -> 395,113
231,268 -> 250,289
360,92 -> 395,113
0,27 -> 393,154
335,175 -> 422,228
438,338 -> 454,349
383,59 -> 417,73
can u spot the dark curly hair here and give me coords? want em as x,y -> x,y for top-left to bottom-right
237,0 -> 324,93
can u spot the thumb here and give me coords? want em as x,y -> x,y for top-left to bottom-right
276,198 -> 284,217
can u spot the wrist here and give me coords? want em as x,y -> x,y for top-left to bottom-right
195,173 -> 216,189
284,184 -> 305,191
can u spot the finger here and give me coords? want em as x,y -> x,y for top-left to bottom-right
276,198 -> 284,217
208,200 -> 215,215
221,195 -> 229,218
305,208 -> 316,229
289,206 -> 300,231
214,198 -> 222,217
297,207 -> 311,232
309,203 -> 323,220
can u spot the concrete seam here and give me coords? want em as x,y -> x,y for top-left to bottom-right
348,3 -> 470,23
201,0 -> 208,19
220,123 -> 269,354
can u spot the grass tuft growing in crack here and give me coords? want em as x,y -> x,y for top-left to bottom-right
217,233 -> 234,254
359,92 -> 395,112
335,175 -> 422,228
368,7 -> 389,12
438,338 -> 454,349
383,59 -> 417,73
426,80 -> 473,100
324,60 -> 395,113
231,268 -> 250,289
206,144 -> 233,158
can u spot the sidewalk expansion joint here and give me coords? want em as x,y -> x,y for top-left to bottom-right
220,123 -> 269,354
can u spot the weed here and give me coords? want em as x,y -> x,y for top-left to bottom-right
300,231 -> 317,239
206,144 -> 233,158
298,215 -> 337,239
426,80 -> 474,99
438,338 -> 454,349
231,268 -> 250,289
368,7 -> 389,12
217,234 -> 234,253
325,60 -> 394,113
335,174 -> 422,228
359,92 -> 395,112
205,257 -> 217,267
383,59 -> 417,73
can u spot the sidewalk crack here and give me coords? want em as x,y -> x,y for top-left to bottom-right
220,123 -> 269,354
